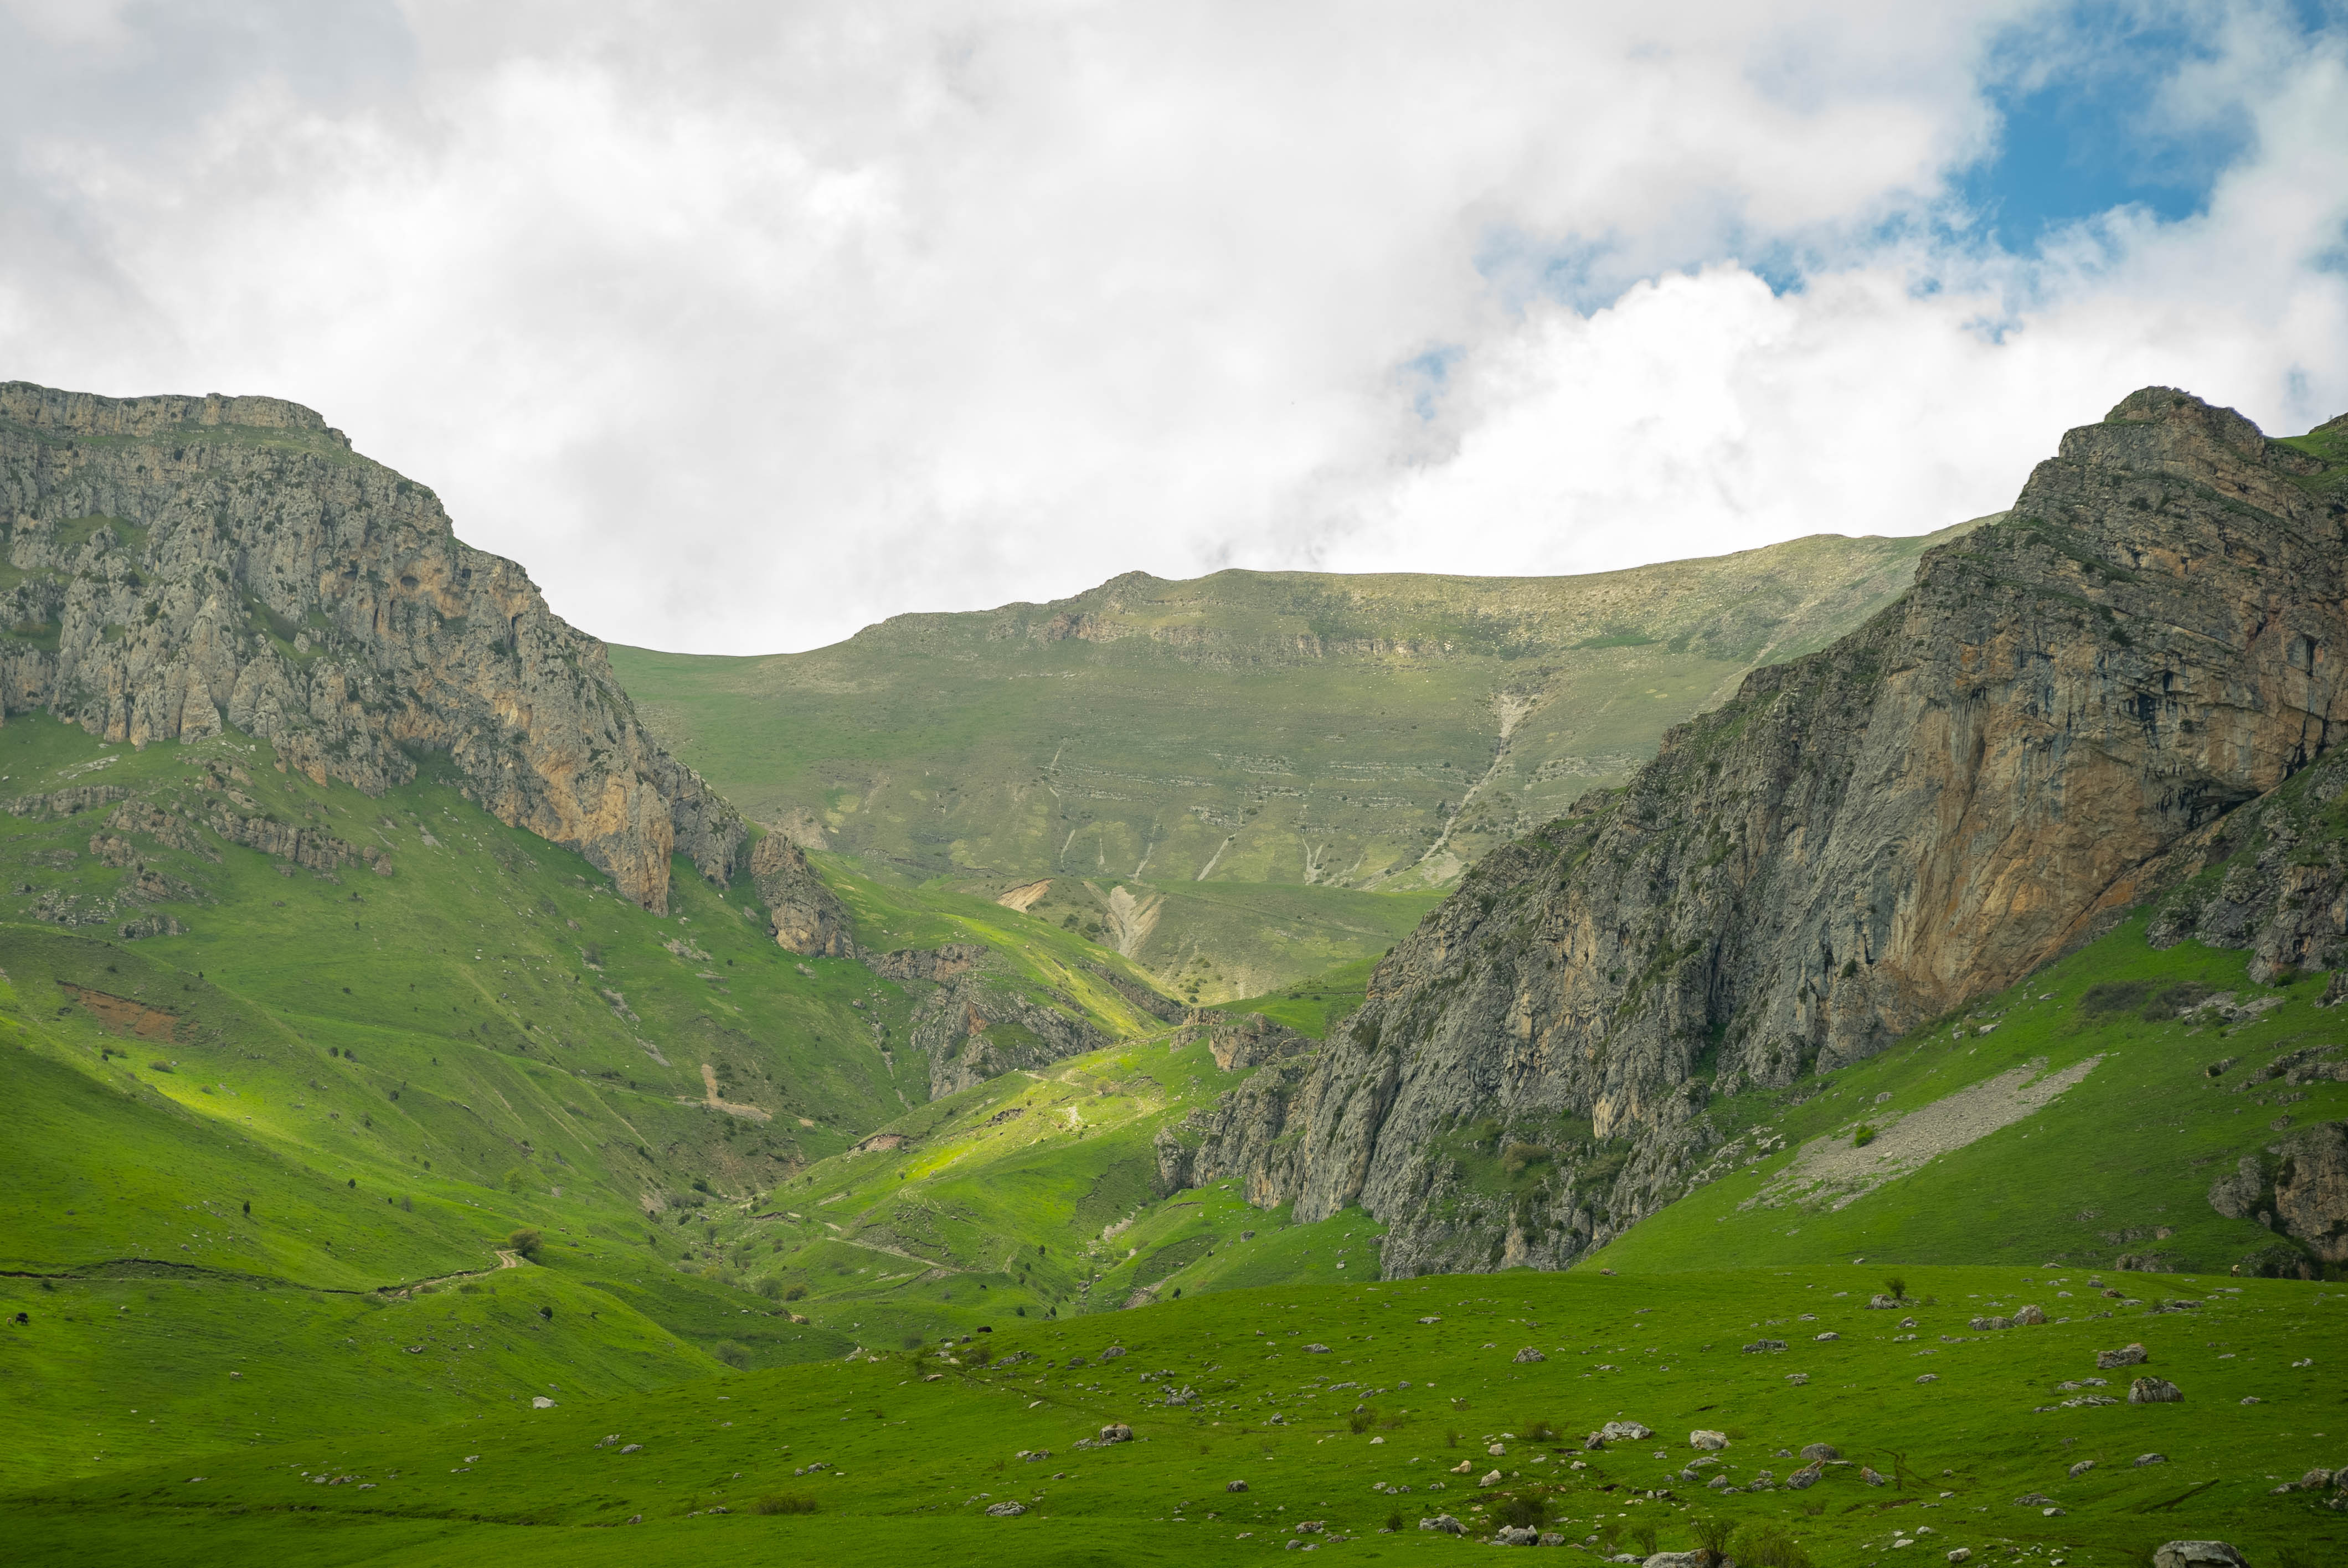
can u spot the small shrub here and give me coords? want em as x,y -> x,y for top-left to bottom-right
783,1283 -> 808,1302
1690,1515 -> 1734,1560
755,1278 -> 781,1300
1524,1419 -> 1558,1441
1882,1276 -> 1906,1301
1852,1125 -> 1876,1148
1492,1493 -> 1549,1530
751,1493 -> 817,1515
1631,1523 -> 1658,1556
1446,1429 -> 1460,1447
1731,1520 -> 1814,1568
1502,1142 -> 1546,1175
537,1304 -> 553,1321
714,1341 -> 750,1369
1384,1508 -> 1404,1532
1348,1409 -> 1376,1433
508,1229 -> 543,1260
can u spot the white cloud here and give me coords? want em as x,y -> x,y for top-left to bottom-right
0,1 -> 2340,651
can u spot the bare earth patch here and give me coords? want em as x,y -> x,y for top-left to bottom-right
1743,1054 -> 2102,1214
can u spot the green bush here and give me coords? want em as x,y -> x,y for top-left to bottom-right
1731,1520 -> 1814,1568
714,1341 -> 750,1368
784,1283 -> 808,1301
1493,1493 -> 1549,1530
1852,1125 -> 1876,1148
507,1228 -> 542,1260
1348,1409 -> 1376,1433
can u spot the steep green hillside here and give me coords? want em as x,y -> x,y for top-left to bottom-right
1592,916 -> 2348,1280
5,1263 -> 2333,1567
611,526 -> 1975,997
0,711 -> 1175,1483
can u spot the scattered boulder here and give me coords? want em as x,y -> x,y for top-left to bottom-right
1947,1551 -> 1972,1564
1488,1443 -> 1507,1456
2012,1304 -> 2046,1325
1480,1469 -> 1503,1486
1419,1514 -> 1465,1534
2135,1453 -> 2169,1467
1969,1316 -> 2015,1332
1815,1331 -> 1841,1342
1495,1525 -> 1541,1545
1744,1338 -> 1788,1353
1786,1464 -> 1822,1490
1600,1421 -> 1652,1441
1861,1466 -> 1889,1487
1098,1423 -> 1133,1443
1866,1294 -> 1902,1309
2129,1377 -> 2184,1404
2097,1343 -> 2149,1369
620,1443 -> 643,1454
1227,1479 -> 1249,1492
1690,1430 -> 1729,1451
985,1501 -> 1027,1517
1513,1347 -> 1546,1363
1101,1345 -> 1126,1359
1304,1343 -> 1331,1353
1800,1443 -> 1840,1462
2068,1459 -> 2095,1478
2152,1545 -> 2247,1568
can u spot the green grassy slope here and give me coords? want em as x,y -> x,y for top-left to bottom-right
0,711 -> 1160,1481
5,1263 -> 2334,1567
610,529 -> 1974,997
1594,917 -> 2348,1279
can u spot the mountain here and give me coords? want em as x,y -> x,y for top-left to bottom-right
0,382 -> 740,912
1155,388 -> 2348,1278
610,528 -> 1976,998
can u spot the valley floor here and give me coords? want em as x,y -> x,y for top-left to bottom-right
2,1266 -> 2337,1567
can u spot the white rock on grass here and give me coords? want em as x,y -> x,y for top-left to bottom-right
1689,1430 -> 1729,1451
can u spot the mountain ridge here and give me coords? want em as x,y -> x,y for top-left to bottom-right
1155,386 -> 2348,1277
0,380 -> 741,913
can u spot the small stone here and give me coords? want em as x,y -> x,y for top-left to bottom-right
2134,1453 -> 2168,1467
1690,1430 -> 1729,1451
2096,1343 -> 2148,1369
1480,1469 -> 1502,1486
1947,1551 -> 1972,1564
1489,1443 -> 1507,1456
1304,1343 -> 1330,1353
1861,1466 -> 1889,1486
2068,1459 -> 2095,1478
1419,1514 -> 1465,1534
1815,1331 -> 1840,1341
1101,1345 -> 1126,1359
1917,1373 -> 1939,1384
2012,1304 -> 2046,1325
1786,1464 -> 1822,1490
2151,1545 -> 2248,1568
2129,1377 -> 2183,1404
1599,1421 -> 1652,1441
1227,1479 -> 1249,1492
1800,1443 -> 1840,1462
1513,1347 -> 1546,1363
985,1501 -> 1027,1517
620,1443 -> 643,1454
1494,1525 -> 1540,1545
531,1396 -> 555,1409
1099,1423 -> 1133,1442
2240,1396 -> 2262,1405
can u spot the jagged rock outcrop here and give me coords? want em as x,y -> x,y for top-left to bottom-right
1090,962 -> 1186,1022
2145,738 -> 2348,984
0,383 -> 743,911
918,971 -> 1109,1098
749,832 -> 852,956
866,943 -> 988,982
1171,1009 -> 1313,1071
1165,389 -> 2348,1275
2208,1121 -> 2348,1270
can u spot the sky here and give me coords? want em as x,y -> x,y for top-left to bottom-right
2,1 -> 2344,654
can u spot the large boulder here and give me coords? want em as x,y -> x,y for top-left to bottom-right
2152,1545 -> 2247,1568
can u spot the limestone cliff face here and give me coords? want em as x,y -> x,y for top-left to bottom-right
750,833 -> 853,957
916,971 -> 1108,1098
1166,389 -> 2348,1276
0,383 -> 743,911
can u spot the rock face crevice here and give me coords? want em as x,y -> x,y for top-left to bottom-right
1164,389 -> 2348,1275
0,383 -> 743,911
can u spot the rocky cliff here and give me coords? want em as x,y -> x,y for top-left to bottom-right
0,383 -> 743,911
1165,389 -> 2348,1276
